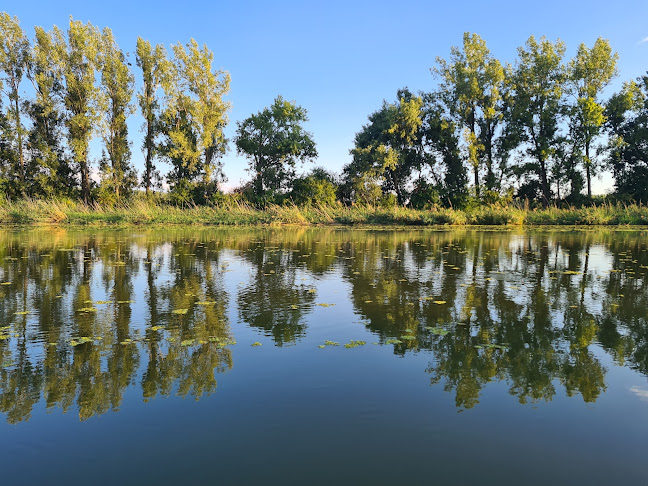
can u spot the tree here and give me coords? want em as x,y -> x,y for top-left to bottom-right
510,36 -> 567,206
160,39 -> 230,201
433,32 -> 506,198
568,37 -> 619,198
345,90 -> 423,205
53,18 -> 102,204
235,96 -> 317,202
290,167 -> 337,206
27,26 -> 73,197
606,76 -> 648,201
135,37 -> 168,195
97,27 -> 135,202
420,92 -> 468,207
0,13 -> 31,197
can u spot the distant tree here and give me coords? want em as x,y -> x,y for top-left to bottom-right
52,18 -> 102,204
27,27 -> 73,197
606,76 -> 648,201
345,90 -> 423,205
290,167 -> 337,206
135,37 -> 168,195
433,32 -> 506,197
568,37 -> 619,199
420,93 -> 468,207
509,36 -> 567,206
97,27 -> 136,202
160,39 -> 230,202
234,96 -> 317,203
0,13 -> 31,197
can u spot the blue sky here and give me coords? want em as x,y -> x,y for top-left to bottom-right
5,0 -> 648,193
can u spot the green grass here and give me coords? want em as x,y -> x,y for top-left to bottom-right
0,198 -> 647,226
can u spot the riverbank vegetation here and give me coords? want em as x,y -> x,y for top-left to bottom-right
2,198 -> 648,226
1,14 -> 648,217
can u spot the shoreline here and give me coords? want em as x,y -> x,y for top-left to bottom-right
0,200 -> 647,228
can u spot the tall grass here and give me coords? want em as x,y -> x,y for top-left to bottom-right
0,199 -> 647,226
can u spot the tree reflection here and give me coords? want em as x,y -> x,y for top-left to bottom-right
0,227 -> 647,421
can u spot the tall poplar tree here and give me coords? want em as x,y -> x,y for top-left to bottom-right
53,18 -> 101,204
27,27 -> 72,197
135,37 -> 167,195
0,13 -> 31,196
433,33 -> 505,198
569,37 -> 619,198
160,39 -> 230,201
97,27 -> 135,201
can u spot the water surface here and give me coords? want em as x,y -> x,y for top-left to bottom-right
1,227 -> 647,484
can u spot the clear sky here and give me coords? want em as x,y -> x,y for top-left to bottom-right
5,0 -> 648,193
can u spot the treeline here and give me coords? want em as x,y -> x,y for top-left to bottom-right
341,33 -> 648,208
1,13 -> 647,208
0,13 -> 230,204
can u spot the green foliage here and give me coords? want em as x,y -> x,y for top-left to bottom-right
135,37 -> 168,195
290,167 -> 337,206
569,37 -> 619,198
0,13 -> 31,197
235,96 -> 317,203
434,32 -> 506,197
53,18 -> 102,204
97,28 -> 136,201
160,39 -> 231,201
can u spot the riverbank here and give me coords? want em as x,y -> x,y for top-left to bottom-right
1,199 -> 648,226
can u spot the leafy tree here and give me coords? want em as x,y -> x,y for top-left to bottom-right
510,36 -> 567,206
160,39 -> 230,201
135,37 -> 168,195
606,76 -> 648,201
27,27 -> 73,197
568,37 -> 619,198
52,18 -> 102,204
420,93 -> 468,207
290,167 -> 337,206
434,32 -> 506,197
345,90 -> 423,205
0,13 -> 31,197
97,27 -> 135,202
235,96 -> 317,203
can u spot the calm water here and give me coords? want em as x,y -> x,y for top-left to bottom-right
1,227 -> 647,485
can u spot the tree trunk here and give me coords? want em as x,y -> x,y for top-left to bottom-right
81,159 -> 90,205
145,112 -> 153,195
539,158 -> 550,208
585,144 -> 592,199
15,96 -> 24,196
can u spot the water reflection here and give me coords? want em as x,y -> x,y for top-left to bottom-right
0,227 -> 647,422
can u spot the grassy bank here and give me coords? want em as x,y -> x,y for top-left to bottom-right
1,199 -> 648,226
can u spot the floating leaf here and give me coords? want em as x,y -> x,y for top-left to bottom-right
344,340 -> 366,348
251,342 -> 262,347
323,340 -> 339,346
385,339 -> 403,345
172,309 -> 189,315
400,335 -> 416,341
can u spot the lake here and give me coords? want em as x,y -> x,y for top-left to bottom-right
0,227 -> 646,485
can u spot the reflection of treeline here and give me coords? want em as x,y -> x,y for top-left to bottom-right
0,230 -> 233,422
0,228 -> 647,421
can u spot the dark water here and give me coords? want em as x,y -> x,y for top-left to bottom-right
0,227 -> 647,485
